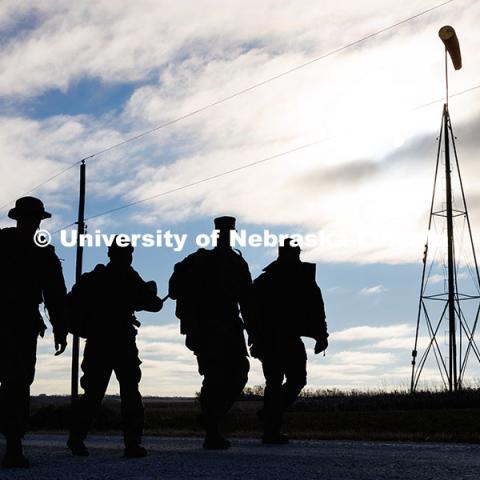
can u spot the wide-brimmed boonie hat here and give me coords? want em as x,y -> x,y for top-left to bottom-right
8,196 -> 52,220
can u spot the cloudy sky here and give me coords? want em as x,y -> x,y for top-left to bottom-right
1,0 -> 480,396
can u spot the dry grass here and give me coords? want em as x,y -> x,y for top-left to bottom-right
29,388 -> 480,443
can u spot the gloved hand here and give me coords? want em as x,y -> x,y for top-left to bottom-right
146,281 -> 158,296
249,343 -> 263,359
314,337 -> 328,355
54,332 -> 68,356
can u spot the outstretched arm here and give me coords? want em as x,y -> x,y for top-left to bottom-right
133,275 -> 164,312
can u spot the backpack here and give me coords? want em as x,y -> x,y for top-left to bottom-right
168,249 -> 216,343
66,265 -> 106,338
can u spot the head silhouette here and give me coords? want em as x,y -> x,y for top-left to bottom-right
278,238 -> 301,262
214,216 -> 236,249
108,237 -> 134,267
8,197 -> 51,237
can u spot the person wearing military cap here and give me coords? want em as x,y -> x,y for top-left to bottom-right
169,216 -> 255,449
251,239 -> 328,444
0,197 -> 67,468
67,238 -> 163,458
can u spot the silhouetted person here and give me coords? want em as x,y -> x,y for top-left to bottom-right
67,238 -> 162,458
169,216 -> 254,449
0,197 -> 67,469
251,239 -> 328,444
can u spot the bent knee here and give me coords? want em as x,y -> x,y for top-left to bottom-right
288,375 -> 307,392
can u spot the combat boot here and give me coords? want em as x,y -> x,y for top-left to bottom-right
203,434 -> 231,450
1,437 -> 30,469
123,443 -> 148,458
262,414 -> 289,445
67,436 -> 90,456
262,432 -> 289,445
201,413 -> 231,450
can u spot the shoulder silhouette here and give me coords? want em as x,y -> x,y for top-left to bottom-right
169,216 -> 253,450
0,197 -> 67,469
251,238 -> 328,445
68,237 -> 162,459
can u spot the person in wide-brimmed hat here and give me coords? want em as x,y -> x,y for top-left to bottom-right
0,196 -> 67,469
7,196 -> 52,220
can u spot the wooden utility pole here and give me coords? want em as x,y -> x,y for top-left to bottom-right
71,160 -> 86,403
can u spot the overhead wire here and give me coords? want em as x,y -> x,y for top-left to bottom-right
0,162 -> 80,214
0,0 -> 455,213
54,79 -> 480,229
51,137 -> 332,234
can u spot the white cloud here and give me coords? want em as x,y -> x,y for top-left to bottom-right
330,324 -> 414,341
0,0 -> 407,98
329,350 -> 396,365
31,326 -> 477,395
428,272 -> 469,284
2,0 -> 480,265
359,285 -> 388,296
4,1 -> 480,395
137,323 -> 182,342
373,336 -> 430,350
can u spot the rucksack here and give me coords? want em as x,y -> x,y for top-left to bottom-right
66,265 -> 106,338
169,249 -> 213,338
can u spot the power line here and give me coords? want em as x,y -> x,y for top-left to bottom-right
0,161 -> 81,214
0,0 -> 454,213
414,84 -> 480,111
20,79 -> 480,234
53,137 -> 333,232
50,79 -> 480,229
0,156 -> 92,219
74,0 -> 455,159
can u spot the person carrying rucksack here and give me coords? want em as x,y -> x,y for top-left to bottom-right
251,239 -> 328,444
67,238 -> 163,458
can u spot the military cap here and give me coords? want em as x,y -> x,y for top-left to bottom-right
214,216 -> 236,231
108,235 -> 134,254
278,238 -> 301,258
8,196 -> 52,220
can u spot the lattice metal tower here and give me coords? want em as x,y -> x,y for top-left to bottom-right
411,26 -> 480,392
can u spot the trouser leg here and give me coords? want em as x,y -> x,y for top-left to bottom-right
261,339 -> 307,435
0,330 -> 37,442
114,339 -> 144,447
70,341 -> 112,441
197,354 -> 249,436
262,357 -> 284,435
282,340 -> 307,409
221,356 -> 249,414
0,382 -> 30,442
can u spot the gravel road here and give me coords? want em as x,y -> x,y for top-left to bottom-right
1,435 -> 479,480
